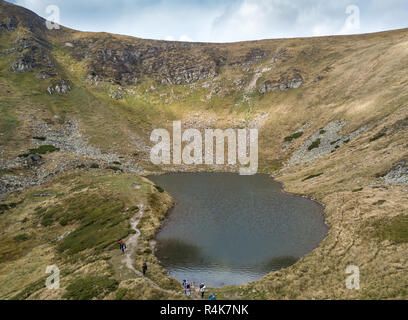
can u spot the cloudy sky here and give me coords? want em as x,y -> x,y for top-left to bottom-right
7,0 -> 408,42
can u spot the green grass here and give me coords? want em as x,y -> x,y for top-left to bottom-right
0,99 -> 20,145
10,278 -> 46,300
374,216 -> 408,243
63,276 -> 119,300
57,195 -> 130,255
33,193 -> 132,255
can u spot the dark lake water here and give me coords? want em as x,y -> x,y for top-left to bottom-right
148,173 -> 328,287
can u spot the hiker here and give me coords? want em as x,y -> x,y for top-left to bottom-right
209,294 -> 216,300
121,242 -> 127,254
186,281 -> 191,297
142,262 -> 148,276
199,283 -> 206,299
118,239 -> 123,250
182,280 -> 187,294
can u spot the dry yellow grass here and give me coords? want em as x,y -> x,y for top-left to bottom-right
1,1 -> 408,299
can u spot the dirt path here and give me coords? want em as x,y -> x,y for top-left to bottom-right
121,204 -> 183,296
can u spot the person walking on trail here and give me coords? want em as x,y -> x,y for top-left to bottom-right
199,283 -> 206,299
142,262 -> 148,276
121,242 -> 127,254
118,239 -> 123,250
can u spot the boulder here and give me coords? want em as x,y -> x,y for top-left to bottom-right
47,80 -> 72,95
109,87 -> 124,100
26,154 -> 43,167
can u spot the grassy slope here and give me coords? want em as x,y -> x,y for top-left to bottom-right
0,170 -> 184,300
1,1 -> 408,299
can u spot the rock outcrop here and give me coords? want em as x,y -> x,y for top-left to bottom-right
110,87 -> 124,100
259,69 -> 304,94
286,121 -> 367,167
47,79 -> 71,94
383,161 -> 408,186
0,16 -> 17,31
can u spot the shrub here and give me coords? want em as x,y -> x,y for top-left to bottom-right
373,200 -> 386,206
40,208 -> 59,227
319,129 -> 326,135
308,139 -> 321,151
76,164 -> 86,169
28,145 -> 60,155
284,131 -> 303,142
330,139 -> 340,145
352,188 -> 363,193
33,137 -> 46,141
370,130 -> 386,142
375,171 -> 388,178
113,161 -> 121,165
0,203 -> 18,214
154,185 -> 164,193
302,173 -> 323,181
13,234 -> 30,242
106,166 -> 122,172
90,163 -> 99,169
128,206 -> 139,212
18,154 -> 29,158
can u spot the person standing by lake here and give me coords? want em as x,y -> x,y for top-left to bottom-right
182,280 -> 187,294
199,283 -> 206,299
186,281 -> 191,297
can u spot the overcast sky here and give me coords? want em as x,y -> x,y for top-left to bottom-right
8,0 -> 408,42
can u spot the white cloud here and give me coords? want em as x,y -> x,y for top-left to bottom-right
179,35 -> 193,42
8,0 -> 408,43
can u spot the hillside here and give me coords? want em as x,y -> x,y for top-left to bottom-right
0,0 -> 407,300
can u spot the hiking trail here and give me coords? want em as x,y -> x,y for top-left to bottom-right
121,204 -> 186,297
